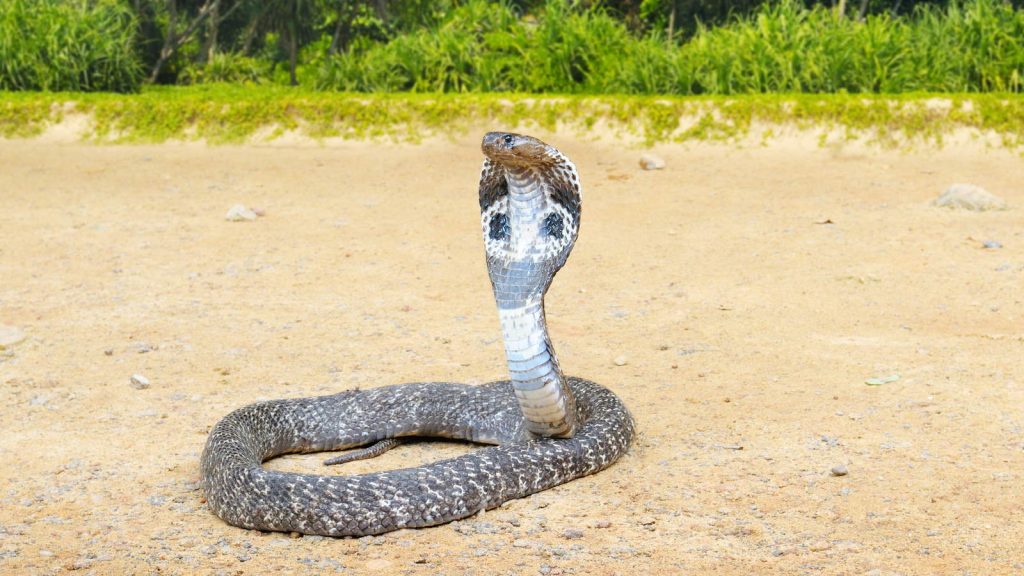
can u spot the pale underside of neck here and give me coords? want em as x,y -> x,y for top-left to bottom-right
495,165 -> 578,438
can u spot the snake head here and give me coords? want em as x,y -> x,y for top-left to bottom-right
481,132 -> 556,169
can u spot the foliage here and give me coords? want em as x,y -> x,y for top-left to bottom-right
315,0 -> 1024,95
317,0 -> 525,92
0,0 -> 142,92
1,0 -> 1022,94
179,53 -> 271,85
684,0 -> 1024,93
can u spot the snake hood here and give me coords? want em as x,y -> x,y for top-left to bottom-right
478,132 -> 583,438
479,131 -> 581,277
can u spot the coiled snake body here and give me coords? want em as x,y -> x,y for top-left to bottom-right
201,133 -> 635,536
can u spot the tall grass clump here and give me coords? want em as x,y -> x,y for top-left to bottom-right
317,0 -> 651,93
0,0 -> 142,92
901,0 -> 1024,92
684,0 -> 1024,94
315,0 -> 1023,95
317,0 -> 525,92
179,53 -> 271,86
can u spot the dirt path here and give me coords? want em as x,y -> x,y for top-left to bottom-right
0,133 -> 1021,575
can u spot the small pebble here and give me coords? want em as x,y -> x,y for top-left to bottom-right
810,541 -> 832,552
561,528 -> 584,540
512,539 -> 532,548
497,513 -> 521,527
639,154 -> 666,170
472,521 -> 498,534
831,464 -> 849,476
613,355 -> 628,367
130,374 -> 150,390
639,516 -> 656,526
225,204 -> 259,222
982,240 -> 1003,249
103,349 -> 113,356
593,519 -> 611,529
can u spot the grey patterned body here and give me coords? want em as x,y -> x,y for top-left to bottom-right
200,132 -> 635,536
201,379 -> 633,536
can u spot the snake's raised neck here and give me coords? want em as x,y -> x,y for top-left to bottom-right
479,132 -> 582,438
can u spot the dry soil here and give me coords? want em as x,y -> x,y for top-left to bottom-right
0,131 -> 1022,575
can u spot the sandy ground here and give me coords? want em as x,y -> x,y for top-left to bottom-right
0,130 -> 1022,576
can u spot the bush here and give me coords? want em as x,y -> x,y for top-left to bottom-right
0,0 -> 142,92
683,0 -> 1024,94
179,53 -> 271,85
315,0 -> 1024,95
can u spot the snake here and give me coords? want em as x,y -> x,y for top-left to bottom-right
200,132 -> 635,536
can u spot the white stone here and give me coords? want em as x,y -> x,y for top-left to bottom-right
225,204 -> 259,221
639,154 -> 666,170
933,184 -> 1007,211
130,374 -> 151,389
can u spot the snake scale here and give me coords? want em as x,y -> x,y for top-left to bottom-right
201,132 -> 635,536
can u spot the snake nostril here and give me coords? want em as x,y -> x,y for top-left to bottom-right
503,134 -> 514,147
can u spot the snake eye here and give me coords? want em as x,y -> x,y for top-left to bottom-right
503,134 -> 514,147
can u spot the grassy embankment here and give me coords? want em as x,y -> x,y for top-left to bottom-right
2,0 -> 1021,147
1,88 -> 1022,148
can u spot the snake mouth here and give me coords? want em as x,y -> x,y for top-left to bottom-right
482,132 -> 552,169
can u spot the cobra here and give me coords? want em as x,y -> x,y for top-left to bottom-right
200,132 -> 635,536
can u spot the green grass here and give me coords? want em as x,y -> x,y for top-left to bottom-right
315,0 -> 1024,95
2,0 -> 1022,96
0,0 -> 141,92
1,86 -> 1022,148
